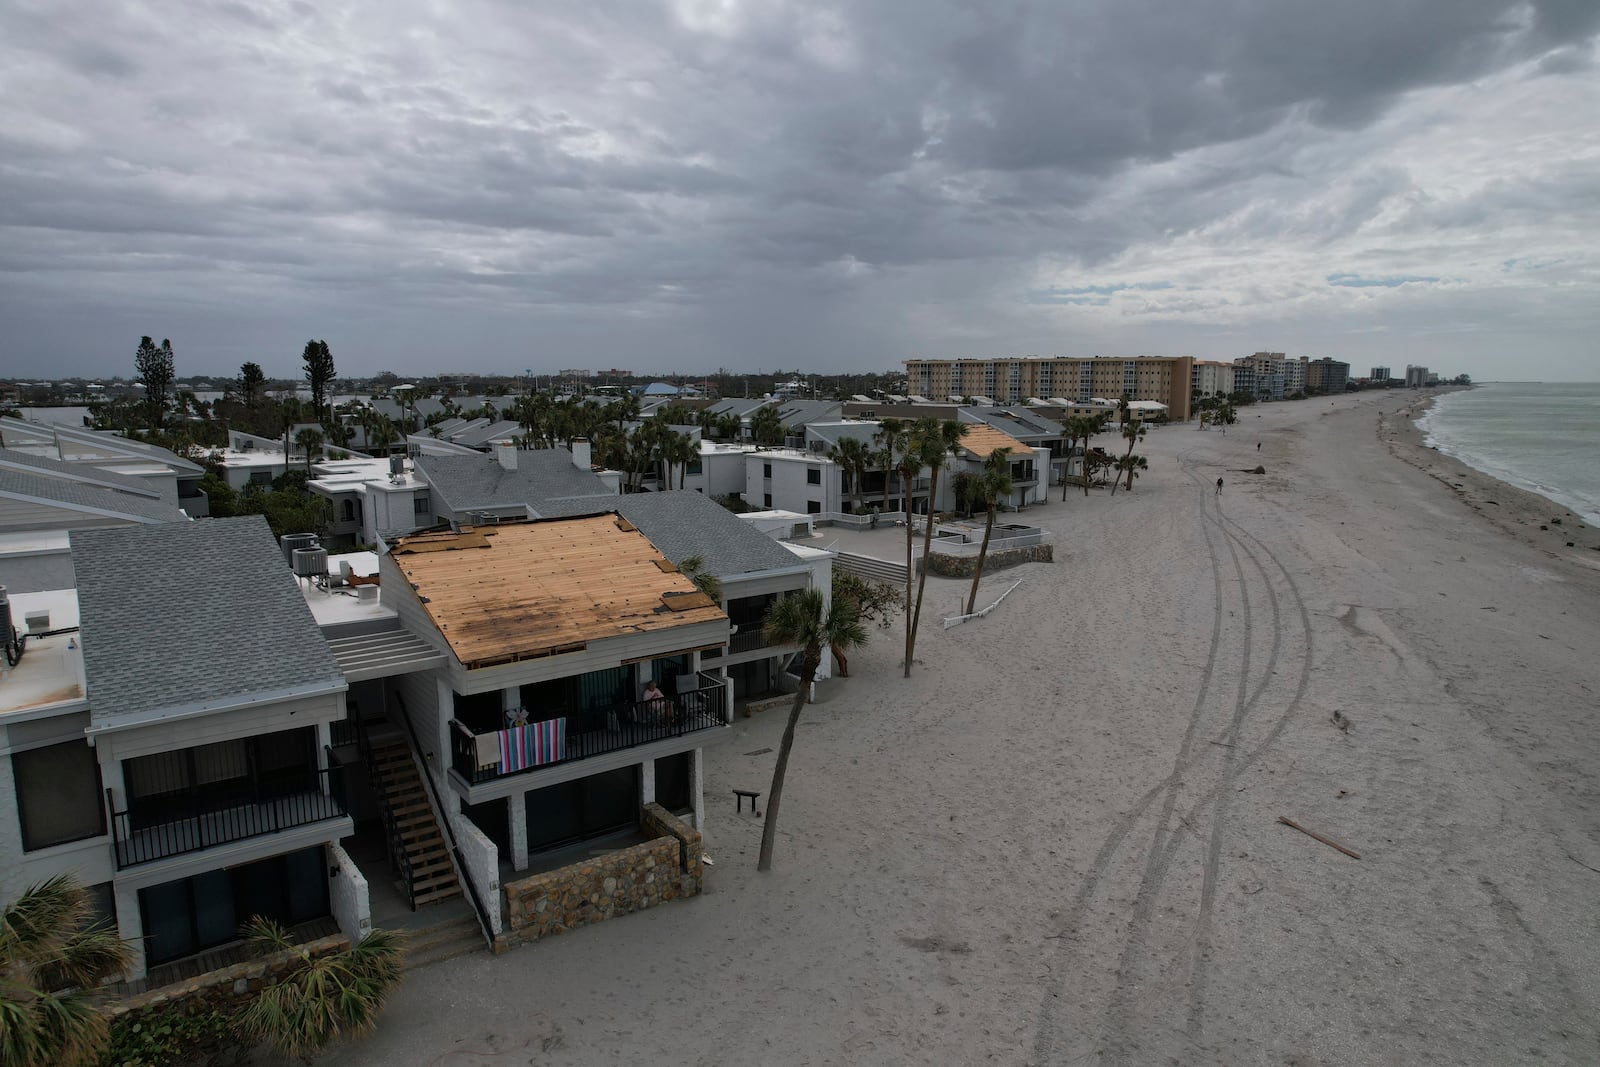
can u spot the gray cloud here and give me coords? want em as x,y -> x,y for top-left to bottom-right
1,0 -> 1597,379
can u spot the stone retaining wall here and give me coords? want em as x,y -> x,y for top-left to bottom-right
920,542 -> 1054,578
107,934 -> 350,1023
503,805 -> 702,946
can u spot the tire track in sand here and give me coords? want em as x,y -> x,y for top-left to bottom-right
1031,448 -> 1251,1062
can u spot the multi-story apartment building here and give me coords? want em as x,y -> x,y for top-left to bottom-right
1405,365 -> 1430,388
1303,358 -> 1351,394
1370,366 -> 1392,383
1191,360 -> 1236,400
1235,352 -> 1287,401
1284,357 -> 1307,396
904,357 -> 1195,421
1,517 -> 365,982
381,515 -> 730,884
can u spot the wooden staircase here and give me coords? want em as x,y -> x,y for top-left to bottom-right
369,742 -> 463,909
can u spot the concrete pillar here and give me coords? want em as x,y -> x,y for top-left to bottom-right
114,881 -> 146,980
502,685 -> 520,718
509,794 -> 529,871
719,666 -> 733,722
641,759 -> 656,805
690,748 -> 705,831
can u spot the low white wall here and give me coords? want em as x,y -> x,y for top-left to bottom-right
326,840 -> 372,944
450,812 -> 504,935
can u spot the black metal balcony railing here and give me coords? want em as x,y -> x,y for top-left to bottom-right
451,676 -> 728,786
107,767 -> 347,869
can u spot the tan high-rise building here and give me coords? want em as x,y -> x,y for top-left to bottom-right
904,356 -> 1196,421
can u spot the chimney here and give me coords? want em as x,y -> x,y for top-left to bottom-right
571,436 -> 591,471
494,440 -> 517,471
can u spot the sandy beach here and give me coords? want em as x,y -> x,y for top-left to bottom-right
309,391 -> 1600,1066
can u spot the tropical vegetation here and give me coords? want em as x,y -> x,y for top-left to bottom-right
756,589 -> 867,872
0,875 -> 130,1067
965,447 -> 1016,615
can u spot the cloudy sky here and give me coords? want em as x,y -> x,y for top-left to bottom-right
3,0 -> 1598,381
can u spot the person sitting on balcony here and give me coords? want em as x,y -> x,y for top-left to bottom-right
641,679 -> 664,705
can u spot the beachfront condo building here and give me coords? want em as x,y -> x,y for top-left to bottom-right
903,357 -> 1196,421
1371,366 -> 1392,383
1406,365 -> 1430,388
1304,358 -> 1351,394
1192,360 -> 1236,399
1,517 -> 368,983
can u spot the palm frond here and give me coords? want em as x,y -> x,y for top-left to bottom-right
31,924 -> 131,993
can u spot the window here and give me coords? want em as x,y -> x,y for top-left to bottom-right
763,463 -> 772,479
806,468 -> 821,485
249,470 -> 272,486
138,847 -> 328,965
413,493 -> 430,516
763,493 -> 772,508
807,500 -> 822,515
341,499 -> 357,522
13,741 -> 104,851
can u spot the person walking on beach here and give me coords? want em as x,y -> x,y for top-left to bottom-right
1216,477 -> 1224,495
1257,441 -> 1261,451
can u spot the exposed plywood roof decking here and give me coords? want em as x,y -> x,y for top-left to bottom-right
958,423 -> 1032,461
392,515 -> 728,669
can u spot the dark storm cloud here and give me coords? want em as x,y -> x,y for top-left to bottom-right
1,0 -> 1597,376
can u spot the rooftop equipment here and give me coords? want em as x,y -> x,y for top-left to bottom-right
280,532 -> 319,564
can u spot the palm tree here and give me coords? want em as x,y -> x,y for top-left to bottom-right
232,917 -> 404,1060
611,393 -> 640,433
756,589 -> 867,872
677,555 -> 722,603
1,875 -> 132,1067
715,412 -> 742,441
965,448 -> 1015,614
1116,453 -> 1149,491
749,404 -> 784,448
872,419 -> 908,514
294,428 -> 325,475
1109,418 -> 1146,496
905,418 -> 964,675
830,437 -> 871,514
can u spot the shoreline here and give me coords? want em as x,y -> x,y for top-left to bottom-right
1379,388 -> 1600,566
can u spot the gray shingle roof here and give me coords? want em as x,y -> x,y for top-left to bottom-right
0,467 -> 189,524
774,400 -> 842,426
614,491 -> 804,578
71,516 -> 344,726
416,449 -> 615,514
805,421 -> 881,449
450,419 -> 522,449
0,447 -> 163,497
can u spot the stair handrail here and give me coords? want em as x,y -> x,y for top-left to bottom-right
393,693 -> 496,950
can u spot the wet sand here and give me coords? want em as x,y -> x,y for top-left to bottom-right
307,390 -> 1600,1066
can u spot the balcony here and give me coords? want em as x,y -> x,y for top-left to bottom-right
108,767 -> 347,869
450,674 -> 728,786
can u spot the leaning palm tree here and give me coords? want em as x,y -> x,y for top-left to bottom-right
232,917 -> 404,1061
0,875 -> 132,1067
965,448 -> 1015,615
757,589 -> 868,872
1109,418 -> 1146,496
905,418 -> 965,675
1116,453 -> 1149,491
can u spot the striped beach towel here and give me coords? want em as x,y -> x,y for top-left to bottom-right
499,717 -> 566,771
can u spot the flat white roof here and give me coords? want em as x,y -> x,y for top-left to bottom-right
0,588 -> 86,717
215,449 -> 293,468
299,551 -> 397,627
742,509 -> 809,521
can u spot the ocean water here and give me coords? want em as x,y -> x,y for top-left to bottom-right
1419,382 -> 1600,526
